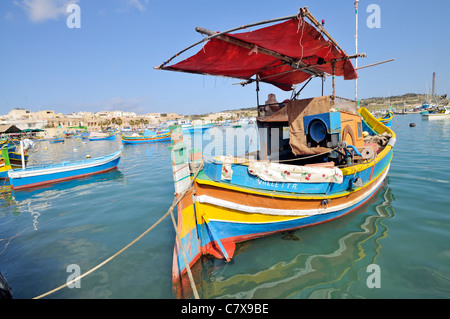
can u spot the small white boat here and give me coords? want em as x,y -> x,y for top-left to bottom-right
421,106 -> 450,120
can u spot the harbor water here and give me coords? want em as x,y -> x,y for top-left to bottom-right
1,114 -> 449,299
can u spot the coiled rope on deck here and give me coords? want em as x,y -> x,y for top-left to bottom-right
33,162 -> 204,300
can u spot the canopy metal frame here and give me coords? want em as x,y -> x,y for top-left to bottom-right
155,7 -> 366,99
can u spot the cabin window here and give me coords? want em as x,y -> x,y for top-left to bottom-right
357,122 -> 362,138
282,126 -> 289,139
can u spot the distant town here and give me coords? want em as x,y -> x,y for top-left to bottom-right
1,92 -> 447,136
0,107 -> 258,137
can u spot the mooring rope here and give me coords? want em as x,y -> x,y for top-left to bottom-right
33,162 -> 204,300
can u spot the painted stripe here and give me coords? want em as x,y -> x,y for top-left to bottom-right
196,155 -> 391,200
195,165 -> 389,219
10,166 -> 119,190
8,151 -> 121,179
174,173 -> 387,278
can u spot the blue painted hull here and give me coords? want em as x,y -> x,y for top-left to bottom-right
203,151 -> 392,195
121,135 -> 171,144
49,138 -> 64,143
88,135 -> 115,141
174,168 -> 388,274
182,124 -> 214,134
8,149 -> 122,190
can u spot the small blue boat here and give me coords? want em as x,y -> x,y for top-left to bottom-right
49,136 -> 64,144
8,147 -> 122,190
88,133 -> 115,141
377,110 -> 394,127
121,131 -> 170,144
182,124 -> 214,134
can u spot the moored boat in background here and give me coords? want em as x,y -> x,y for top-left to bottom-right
49,136 -> 64,143
8,147 -> 122,190
121,130 -> 170,144
377,110 -> 394,127
421,105 -> 450,120
88,133 -> 116,141
182,123 -> 214,134
0,146 -> 13,179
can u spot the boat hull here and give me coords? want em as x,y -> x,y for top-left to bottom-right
49,138 -> 64,143
182,124 -> 214,134
7,152 -> 29,168
421,113 -> 450,120
121,133 -> 170,144
8,150 -> 122,190
377,111 -> 393,127
88,135 -> 116,141
0,166 -> 11,179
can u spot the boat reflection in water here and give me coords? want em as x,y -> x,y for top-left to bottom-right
174,180 -> 395,299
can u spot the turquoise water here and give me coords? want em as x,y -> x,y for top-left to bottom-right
1,114 -> 449,299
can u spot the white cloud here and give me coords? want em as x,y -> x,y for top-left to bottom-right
128,0 -> 148,12
5,12 -> 14,21
15,0 -> 80,22
82,96 -> 150,114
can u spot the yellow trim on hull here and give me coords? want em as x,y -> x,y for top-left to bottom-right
340,108 -> 396,175
196,159 -> 389,200
196,202 -> 305,224
179,203 -> 197,238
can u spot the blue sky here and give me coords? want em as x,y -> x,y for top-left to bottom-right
1,0 -> 449,115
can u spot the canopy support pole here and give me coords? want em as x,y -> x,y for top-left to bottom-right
322,75 -> 324,96
357,59 -> 394,70
292,77 -> 312,100
20,140 -> 25,169
300,7 -> 347,57
332,61 -> 336,100
256,75 -> 260,108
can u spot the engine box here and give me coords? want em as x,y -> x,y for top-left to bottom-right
303,111 -> 341,148
303,111 -> 364,148
339,111 -> 364,148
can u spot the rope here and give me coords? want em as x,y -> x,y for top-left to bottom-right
204,147 -> 337,165
33,162 -> 204,300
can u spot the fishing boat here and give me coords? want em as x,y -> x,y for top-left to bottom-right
377,110 -> 394,127
5,149 -> 29,169
0,144 -> 30,178
421,105 -> 450,120
8,147 -> 122,190
230,118 -> 250,128
169,120 -> 214,134
183,124 -> 214,134
120,131 -> 171,144
49,136 -> 64,144
156,7 -> 396,292
88,133 -> 116,141
0,146 -> 13,179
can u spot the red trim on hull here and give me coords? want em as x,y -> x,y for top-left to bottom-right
172,177 -> 386,283
11,166 -> 118,190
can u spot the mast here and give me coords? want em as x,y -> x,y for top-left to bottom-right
432,72 -> 436,100
354,0 -> 359,102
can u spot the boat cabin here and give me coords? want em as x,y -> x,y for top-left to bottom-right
255,95 -> 366,168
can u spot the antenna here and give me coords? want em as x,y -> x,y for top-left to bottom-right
354,0 -> 359,102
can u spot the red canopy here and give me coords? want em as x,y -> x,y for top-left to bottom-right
163,17 -> 357,91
